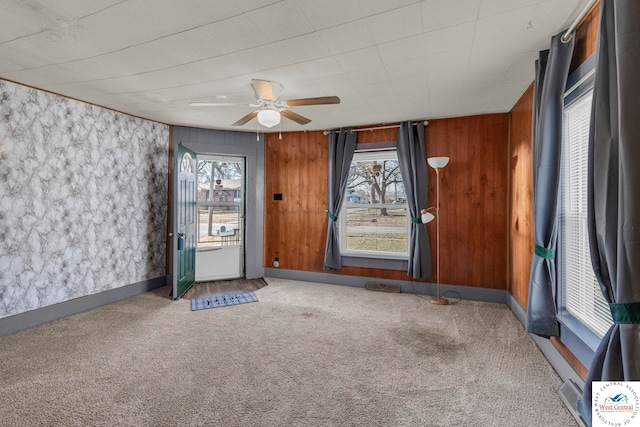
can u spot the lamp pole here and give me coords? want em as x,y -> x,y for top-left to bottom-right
426,157 -> 450,305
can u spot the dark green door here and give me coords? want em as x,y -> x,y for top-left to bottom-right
174,144 -> 197,299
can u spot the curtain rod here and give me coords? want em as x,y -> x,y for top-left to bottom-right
323,120 -> 428,135
561,0 -> 597,43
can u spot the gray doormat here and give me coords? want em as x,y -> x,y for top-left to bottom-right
191,292 -> 258,311
184,277 -> 268,300
365,282 -> 401,293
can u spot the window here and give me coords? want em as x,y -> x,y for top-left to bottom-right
339,150 -> 408,258
559,74 -> 613,341
195,156 -> 244,249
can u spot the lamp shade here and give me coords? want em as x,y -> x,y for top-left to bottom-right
257,109 -> 281,128
427,156 -> 450,169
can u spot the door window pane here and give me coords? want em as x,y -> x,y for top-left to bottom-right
196,158 -> 243,248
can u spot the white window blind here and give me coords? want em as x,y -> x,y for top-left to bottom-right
560,90 -> 613,338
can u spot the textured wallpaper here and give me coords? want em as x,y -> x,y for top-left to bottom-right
0,80 -> 169,319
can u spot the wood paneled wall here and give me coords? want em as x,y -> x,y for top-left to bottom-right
508,86 -> 534,307
264,131 -> 328,272
265,114 -> 510,290
425,114 -> 510,289
507,1 -> 600,379
570,3 -> 600,74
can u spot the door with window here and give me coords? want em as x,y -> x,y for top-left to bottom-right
173,144 -> 197,299
195,155 -> 245,281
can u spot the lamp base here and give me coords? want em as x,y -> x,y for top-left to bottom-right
430,296 -> 449,305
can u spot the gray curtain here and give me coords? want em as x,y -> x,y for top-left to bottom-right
397,121 -> 432,279
323,127 -> 356,270
577,1 -> 640,425
526,32 -> 575,337
531,50 -> 549,191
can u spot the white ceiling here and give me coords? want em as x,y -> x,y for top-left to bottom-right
0,0 -> 585,132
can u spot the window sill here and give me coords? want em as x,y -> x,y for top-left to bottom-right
557,312 -> 604,368
341,255 -> 408,271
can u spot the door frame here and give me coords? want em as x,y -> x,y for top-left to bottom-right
194,154 -> 247,281
170,128 -> 265,286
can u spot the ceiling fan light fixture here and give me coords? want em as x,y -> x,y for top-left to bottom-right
257,109 -> 281,128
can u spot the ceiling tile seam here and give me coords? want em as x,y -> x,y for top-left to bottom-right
478,0 -> 546,20
420,34 -> 433,120
0,3 -> 286,74
0,0 -> 128,45
461,17 -> 479,85
512,0 -> 572,56
293,0 -> 425,37
19,11 -> 383,88
294,6 -> 364,34
502,4 -> 549,87
416,0 -> 482,77
0,1 -> 285,49
419,0 -> 481,36
359,20 -> 391,92
364,0 -> 423,22
43,43 -> 348,97
46,56 -> 340,100
6,2 -> 512,83
499,0 -> 579,101
41,27 -> 340,89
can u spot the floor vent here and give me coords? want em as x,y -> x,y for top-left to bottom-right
365,282 -> 401,293
557,379 -> 587,427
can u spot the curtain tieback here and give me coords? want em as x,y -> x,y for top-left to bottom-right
535,244 -> 556,259
326,210 -> 337,221
411,217 -> 421,224
609,302 -> 640,324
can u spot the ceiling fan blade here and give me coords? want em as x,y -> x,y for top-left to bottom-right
252,79 -> 274,101
280,109 -> 311,125
232,111 -> 258,126
284,96 -> 340,107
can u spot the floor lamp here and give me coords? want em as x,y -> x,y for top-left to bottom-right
421,156 -> 449,305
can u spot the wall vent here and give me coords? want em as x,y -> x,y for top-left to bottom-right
557,379 -> 587,427
365,282 -> 401,293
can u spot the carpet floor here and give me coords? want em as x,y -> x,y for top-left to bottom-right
0,278 -> 577,426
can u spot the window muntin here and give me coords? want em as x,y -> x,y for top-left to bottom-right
339,150 -> 408,258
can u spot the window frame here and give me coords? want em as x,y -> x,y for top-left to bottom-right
338,145 -> 410,262
194,155 -> 245,252
556,53 -> 611,368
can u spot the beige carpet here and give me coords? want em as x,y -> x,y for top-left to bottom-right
0,278 -> 577,426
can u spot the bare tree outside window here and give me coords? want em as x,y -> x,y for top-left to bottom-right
347,159 -> 403,215
196,158 -> 244,247
340,151 -> 409,255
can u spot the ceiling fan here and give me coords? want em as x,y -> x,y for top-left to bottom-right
189,79 -> 340,128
